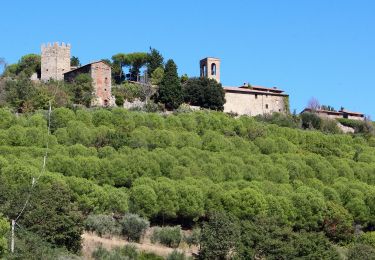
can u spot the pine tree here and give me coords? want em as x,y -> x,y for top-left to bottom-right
147,48 -> 164,77
157,59 -> 182,109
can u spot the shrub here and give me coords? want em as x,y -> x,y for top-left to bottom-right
183,228 -> 200,247
120,213 -> 150,242
337,118 -> 374,135
320,118 -> 341,134
255,112 -> 299,128
357,232 -> 375,248
167,250 -> 189,260
347,243 -> 375,260
84,214 -> 121,237
92,244 -> 138,260
301,112 -> 321,129
151,226 -> 182,248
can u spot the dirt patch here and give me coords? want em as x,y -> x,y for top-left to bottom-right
81,229 -> 198,259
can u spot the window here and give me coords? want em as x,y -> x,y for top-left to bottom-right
265,104 -> 269,109
211,63 -> 216,75
255,94 -> 258,99
202,65 -> 207,77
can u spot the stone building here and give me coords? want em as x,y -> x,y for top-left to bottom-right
64,61 -> 114,107
199,57 -> 289,116
224,85 -> 289,116
200,57 -> 221,83
301,108 -> 365,121
41,42 -> 71,81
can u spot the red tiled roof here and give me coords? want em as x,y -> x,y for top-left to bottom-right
239,85 -> 284,93
223,86 -> 288,96
339,110 -> 364,116
301,108 -> 364,117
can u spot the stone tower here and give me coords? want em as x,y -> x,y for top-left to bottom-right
41,42 -> 71,81
200,57 -> 220,83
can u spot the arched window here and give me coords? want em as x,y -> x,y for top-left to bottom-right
201,65 -> 207,77
211,63 -> 216,75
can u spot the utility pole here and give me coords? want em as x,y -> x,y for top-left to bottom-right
11,219 -> 15,253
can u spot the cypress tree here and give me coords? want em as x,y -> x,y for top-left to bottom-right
157,59 -> 182,109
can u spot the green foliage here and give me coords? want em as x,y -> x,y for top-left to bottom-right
199,212 -> 240,259
323,201 -> 354,243
157,59 -> 182,109
69,73 -> 93,106
70,56 -> 81,67
113,82 -> 144,102
0,214 -> 8,258
347,243 -> 375,260
167,250 -> 190,260
183,77 -> 225,111
84,214 -> 121,237
147,48 -> 164,77
120,213 -> 150,242
357,232 -> 375,248
301,112 -> 322,129
256,112 -> 299,128
338,118 -> 374,135
4,54 -> 41,78
239,217 -> 340,259
151,67 -> 164,85
112,52 -> 148,81
92,245 -> 132,260
183,228 -> 200,247
129,185 -> 158,218
0,107 -> 375,255
151,226 -> 182,248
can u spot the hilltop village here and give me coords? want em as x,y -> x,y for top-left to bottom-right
1,43 -> 375,259
25,42 -> 365,122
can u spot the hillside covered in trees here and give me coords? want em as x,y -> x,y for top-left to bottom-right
0,107 -> 374,259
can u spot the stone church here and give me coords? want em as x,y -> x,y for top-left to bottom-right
200,57 -> 289,116
40,42 -> 114,107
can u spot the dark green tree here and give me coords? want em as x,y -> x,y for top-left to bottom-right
69,73 -> 93,107
0,215 -> 8,258
147,47 -> 164,77
157,59 -> 182,110
183,77 -> 225,111
199,212 -> 240,259
70,56 -> 81,67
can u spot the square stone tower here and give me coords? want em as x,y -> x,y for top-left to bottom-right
41,42 -> 71,81
200,57 -> 220,83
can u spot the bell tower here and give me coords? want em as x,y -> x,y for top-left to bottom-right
200,57 -> 220,83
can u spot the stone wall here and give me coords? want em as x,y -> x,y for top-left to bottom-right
41,42 -> 71,81
224,92 -> 286,116
90,61 -> 114,107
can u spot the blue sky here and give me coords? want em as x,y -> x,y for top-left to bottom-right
1,0 -> 374,117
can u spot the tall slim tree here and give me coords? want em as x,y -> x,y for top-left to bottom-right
157,59 -> 182,110
147,48 -> 164,77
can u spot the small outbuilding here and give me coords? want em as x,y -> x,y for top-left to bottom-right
64,61 -> 114,107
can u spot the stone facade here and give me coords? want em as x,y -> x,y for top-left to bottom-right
301,108 -> 365,121
200,57 -> 221,83
199,56 -> 288,116
224,86 -> 288,116
64,61 -> 114,107
41,42 -> 71,81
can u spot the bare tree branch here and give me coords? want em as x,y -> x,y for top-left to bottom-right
307,97 -> 320,111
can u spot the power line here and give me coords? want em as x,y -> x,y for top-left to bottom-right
10,101 -> 52,253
